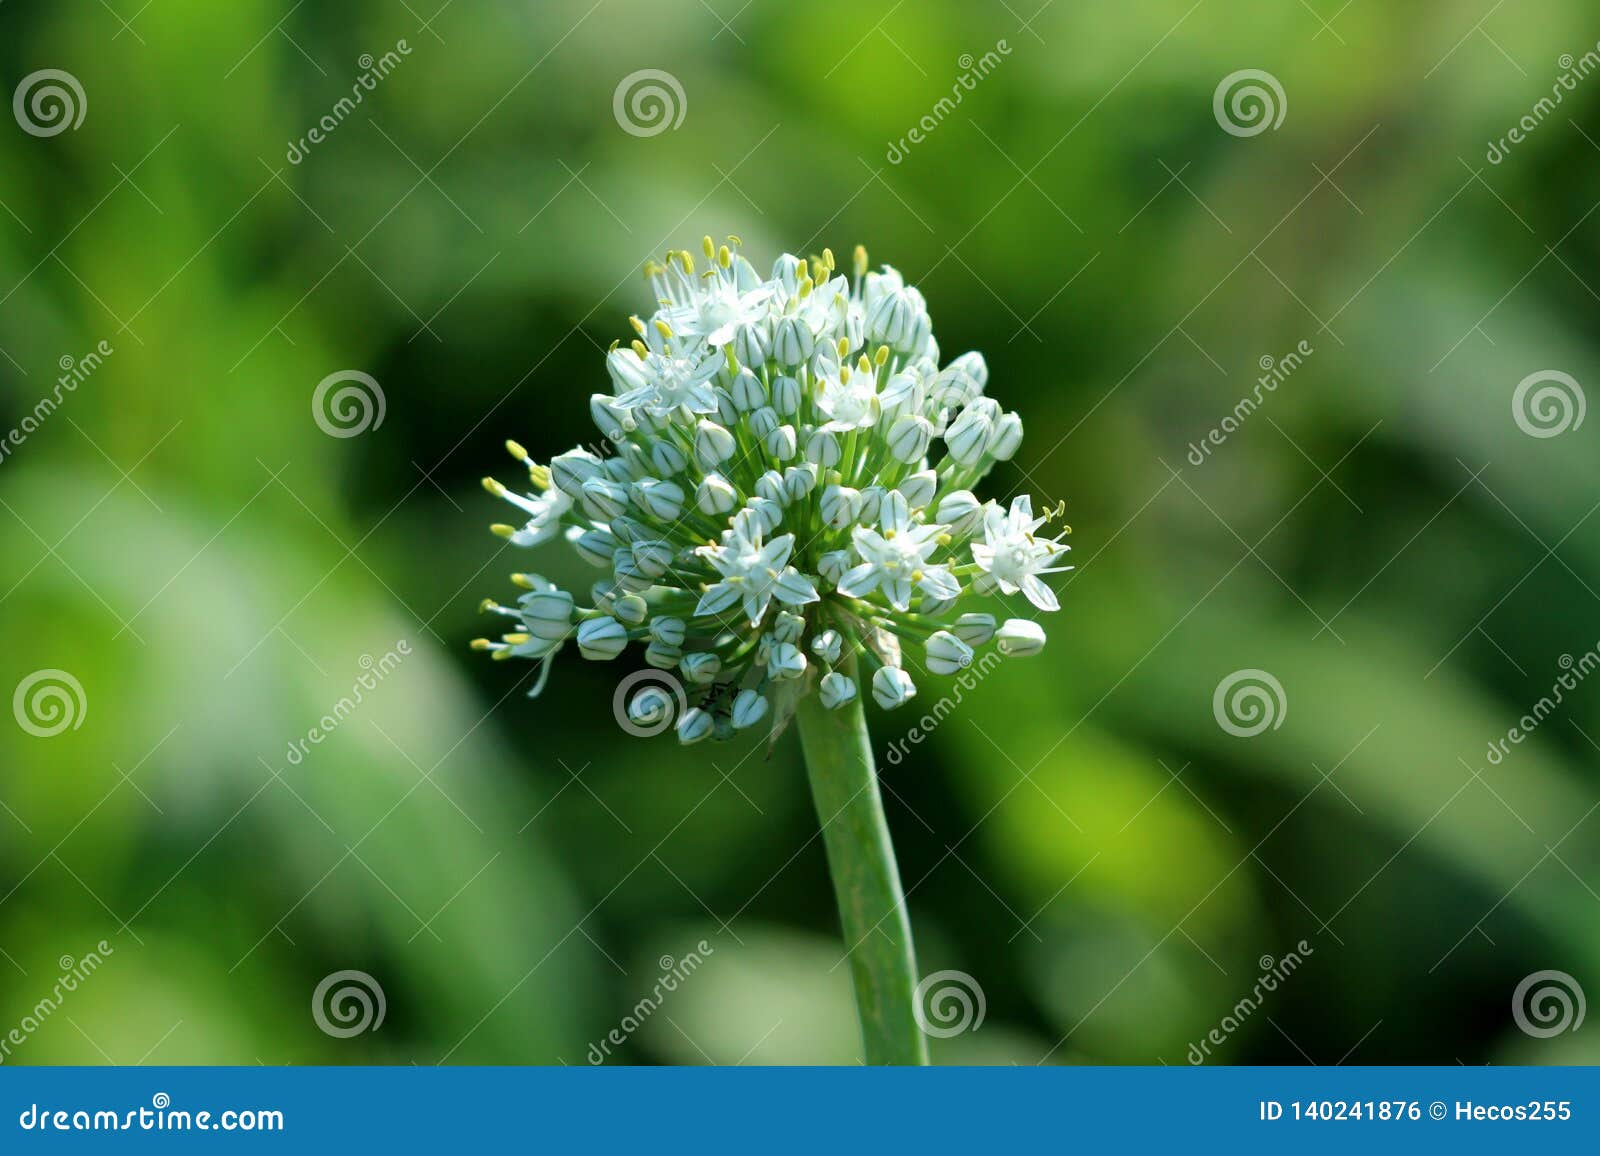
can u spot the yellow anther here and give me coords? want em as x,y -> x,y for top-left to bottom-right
653,318 -> 673,340
490,523 -> 517,539
853,244 -> 867,276
527,463 -> 552,490
822,247 -> 835,272
874,345 -> 889,366
727,233 -> 743,247
702,235 -> 716,260
629,315 -> 647,336
631,339 -> 648,357
718,244 -> 731,268
837,336 -> 849,357
510,573 -> 536,590
679,250 -> 695,274
501,633 -> 531,645
470,637 -> 494,651
478,598 -> 500,613
482,477 -> 507,497
505,439 -> 529,462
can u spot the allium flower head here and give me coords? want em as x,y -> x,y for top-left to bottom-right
473,237 -> 1072,742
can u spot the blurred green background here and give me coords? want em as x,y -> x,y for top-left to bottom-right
2,0 -> 1598,1065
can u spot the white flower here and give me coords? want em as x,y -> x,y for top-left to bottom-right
695,525 -> 818,627
836,496 -> 959,612
971,495 -> 1072,612
474,237 -> 1072,742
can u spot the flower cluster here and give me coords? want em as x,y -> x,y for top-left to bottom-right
474,238 -> 1071,743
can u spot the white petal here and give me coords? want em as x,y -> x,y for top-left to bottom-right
836,563 -> 881,597
1021,574 -> 1059,612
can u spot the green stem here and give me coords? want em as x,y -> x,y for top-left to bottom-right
795,672 -> 928,1065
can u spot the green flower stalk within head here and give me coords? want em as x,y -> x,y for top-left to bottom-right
473,238 -> 1072,742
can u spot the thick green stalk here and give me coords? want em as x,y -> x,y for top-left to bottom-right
795,678 -> 928,1065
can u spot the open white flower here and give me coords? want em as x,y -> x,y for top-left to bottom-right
473,237 -> 1072,741
971,494 -> 1073,611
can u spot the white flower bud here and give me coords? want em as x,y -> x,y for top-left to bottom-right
577,616 -> 628,660
680,651 -> 722,685
887,415 -> 933,464
811,629 -> 842,664
613,594 -> 649,626
771,375 -> 802,415
857,486 -> 886,524
733,322 -> 770,370
755,470 -> 787,505
697,474 -> 738,515
650,440 -> 688,477
572,528 -> 618,568
945,406 -> 993,466
925,630 -> 973,675
590,393 -> 628,439
676,707 -> 714,745
877,373 -> 924,425
768,641 -> 807,681
631,539 -> 674,580
766,424 -> 798,460
748,406 -> 780,439
695,420 -> 737,467
953,613 -> 996,647
897,469 -> 938,510
871,666 -> 916,709
632,478 -> 685,521
819,671 -> 857,710
773,611 -> 805,644
580,477 -> 628,521
773,316 -> 814,364
821,485 -> 863,530
989,412 -> 1023,460
520,590 -> 574,641
644,641 -> 682,669
551,448 -> 604,496
745,497 -> 783,535
649,617 -> 686,647
805,430 -> 841,468
995,619 -> 1046,656
784,464 -> 818,501
730,369 -> 766,412
606,347 -> 652,392
732,689 -> 770,730
935,490 -> 984,538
